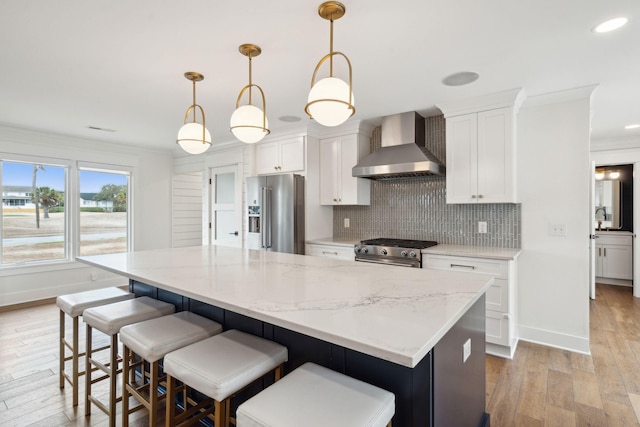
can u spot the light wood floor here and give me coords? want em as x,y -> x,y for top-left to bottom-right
0,284 -> 639,426
487,284 -> 640,426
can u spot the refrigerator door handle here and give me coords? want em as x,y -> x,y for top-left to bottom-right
261,187 -> 272,248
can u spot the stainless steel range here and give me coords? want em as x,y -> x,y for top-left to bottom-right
354,238 -> 437,268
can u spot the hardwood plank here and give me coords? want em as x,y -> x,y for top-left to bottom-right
572,368 -> 603,409
603,399 -> 640,427
630,393 -> 640,424
574,402 -> 607,427
547,369 -> 575,411
544,404 -> 576,427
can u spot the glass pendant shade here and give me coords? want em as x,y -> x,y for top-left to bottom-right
231,104 -> 269,144
307,77 -> 354,127
177,122 -> 212,154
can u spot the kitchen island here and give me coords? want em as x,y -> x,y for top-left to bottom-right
78,245 -> 493,426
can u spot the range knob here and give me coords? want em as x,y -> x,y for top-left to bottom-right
380,248 -> 388,255
362,247 -> 368,254
354,246 -> 361,253
401,250 -> 408,257
409,251 -> 417,258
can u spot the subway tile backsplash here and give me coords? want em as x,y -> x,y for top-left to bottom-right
332,116 -> 521,248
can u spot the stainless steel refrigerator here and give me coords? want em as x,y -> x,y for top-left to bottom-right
246,174 -> 305,254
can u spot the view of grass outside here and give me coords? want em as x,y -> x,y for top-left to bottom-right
1,162 -> 129,265
79,170 -> 128,256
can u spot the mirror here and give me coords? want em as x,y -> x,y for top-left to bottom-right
594,179 -> 621,230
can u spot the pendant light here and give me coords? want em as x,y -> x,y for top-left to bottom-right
176,72 -> 212,155
305,1 -> 355,127
230,44 -> 270,144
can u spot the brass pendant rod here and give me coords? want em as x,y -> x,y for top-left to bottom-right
191,79 -> 197,123
248,54 -> 253,105
329,17 -> 334,77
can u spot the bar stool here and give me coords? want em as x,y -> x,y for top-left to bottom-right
119,311 -> 223,426
163,329 -> 288,427
83,296 -> 175,427
56,287 -> 134,406
236,362 -> 395,427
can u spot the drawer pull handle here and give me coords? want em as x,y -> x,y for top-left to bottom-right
451,264 -> 475,270
323,251 -> 338,256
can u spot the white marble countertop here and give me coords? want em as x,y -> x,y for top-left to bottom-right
78,246 -> 493,368
422,244 -> 521,260
306,237 -> 361,247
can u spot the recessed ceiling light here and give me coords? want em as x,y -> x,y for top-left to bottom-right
278,115 -> 302,123
592,17 -> 628,33
625,124 -> 640,130
442,71 -> 480,87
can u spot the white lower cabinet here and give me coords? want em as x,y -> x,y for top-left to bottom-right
306,243 -> 355,261
423,254 -> 517,358
595,233 -> 633,282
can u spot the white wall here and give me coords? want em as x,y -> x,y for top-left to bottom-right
0,125 -> 172,306
517,87 -> 594,354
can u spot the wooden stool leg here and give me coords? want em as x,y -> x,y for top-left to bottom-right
166,374 -> 176,427
214,400 -> 223,427
85,324 -> 93,416
59,310 -> 65,390
108,334 -> 118,427
72,315 -> 79,406
149,360 -> 159,427
122,346 -> 130,427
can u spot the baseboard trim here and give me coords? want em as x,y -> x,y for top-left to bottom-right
518,325 -> 590,355
0,278 -> 128,308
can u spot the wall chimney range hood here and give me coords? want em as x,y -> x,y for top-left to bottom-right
352,111 -> 445,180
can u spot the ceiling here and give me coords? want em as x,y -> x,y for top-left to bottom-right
1,0 -> 639,153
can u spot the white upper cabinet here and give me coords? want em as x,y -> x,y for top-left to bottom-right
438,89 -> 525,204
256,136 -> 305,175
319,133 -> 371,206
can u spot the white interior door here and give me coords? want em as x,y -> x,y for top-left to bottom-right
590,161 -> 596,299
210,165 -> 242,248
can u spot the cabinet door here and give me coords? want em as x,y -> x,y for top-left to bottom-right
319,138 -> 340,205
256,141 -> 280,175
595,245 -> 604,277
337,134 -> 360,204
602,245 -> 633,280
446,114 -> 478,203
279,137 -> 305,173
477,107 -> 515,203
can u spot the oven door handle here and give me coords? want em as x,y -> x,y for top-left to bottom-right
355,258 -> 420,268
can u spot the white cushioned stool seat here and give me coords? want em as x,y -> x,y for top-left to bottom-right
82,296 -> 175,335
56,287 -> 134,407
236,362 -> 395,427
163,329 -> 288,402
57,287 -> 134,318
119,311 -> 223,427
120,311 -> 223,362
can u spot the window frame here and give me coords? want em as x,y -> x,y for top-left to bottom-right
0,155 -> 133,270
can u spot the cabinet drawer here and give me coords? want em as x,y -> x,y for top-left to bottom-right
423,254 -> 509,279
596,234 -> 632,247
306,244 -> 354,261
486,278 -> 509,313
486,310 -> 510,346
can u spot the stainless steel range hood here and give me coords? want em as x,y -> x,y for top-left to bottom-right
352,111 -> 445,179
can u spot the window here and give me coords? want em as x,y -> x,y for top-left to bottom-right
1,161 -> 68,264
1,158 -> 132,267
79,169 -> 130,256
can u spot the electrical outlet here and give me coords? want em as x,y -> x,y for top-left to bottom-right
344,218 -> 350,228
478,221 -> 487,234
463,338 -> 471,363
549,223 -> 567,236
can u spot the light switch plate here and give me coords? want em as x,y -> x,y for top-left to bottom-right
478,221 -> 487,234
344,218 -> 350,228
463,338 -> 471,363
